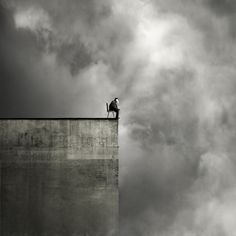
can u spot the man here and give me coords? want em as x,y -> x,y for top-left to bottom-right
109,98 -> 120,119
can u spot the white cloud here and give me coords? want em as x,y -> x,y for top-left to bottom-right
14,6 -> 52,32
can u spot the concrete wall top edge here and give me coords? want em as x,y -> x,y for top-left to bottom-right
0,118 -> 118,120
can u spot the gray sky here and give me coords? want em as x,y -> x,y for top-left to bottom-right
1,0 -> 236,235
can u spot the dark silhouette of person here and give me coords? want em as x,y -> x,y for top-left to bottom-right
109,98 -> 120,119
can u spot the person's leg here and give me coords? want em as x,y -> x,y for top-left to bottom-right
115,109 -> 120,119
109,108 -> 120,119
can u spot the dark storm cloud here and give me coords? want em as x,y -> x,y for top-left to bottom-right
1,0 -> 236,235
204,0 -> 236,38
0,0 -> 124,117
205,0 -> 236,15
56,42 -> 92,75
0,2 -> 52,116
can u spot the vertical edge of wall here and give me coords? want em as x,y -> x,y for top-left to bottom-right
0,118 -> 119,236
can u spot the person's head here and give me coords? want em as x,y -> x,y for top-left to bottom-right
114,97 -> 119,102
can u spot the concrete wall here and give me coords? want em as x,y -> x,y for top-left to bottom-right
0,119 -> 118,236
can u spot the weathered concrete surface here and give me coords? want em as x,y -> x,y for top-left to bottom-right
0,119 -> 118,236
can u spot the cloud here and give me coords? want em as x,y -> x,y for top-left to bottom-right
162,152 -> 236,236
0,0 -> 117,117
14,6 -> 51,31
205,0 -> 236,16
1,0 -> 236,235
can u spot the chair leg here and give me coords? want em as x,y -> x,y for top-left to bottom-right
107,112 -> 109,118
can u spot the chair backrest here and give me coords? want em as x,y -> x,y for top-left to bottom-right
106,103 -> 109,112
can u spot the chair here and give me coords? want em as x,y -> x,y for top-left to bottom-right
106,102 -> 115,118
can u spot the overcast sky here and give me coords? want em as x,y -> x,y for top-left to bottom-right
1,0 -> 236,235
